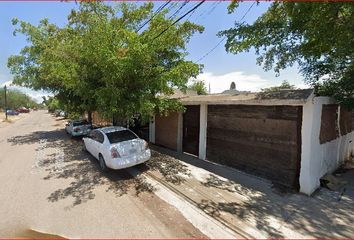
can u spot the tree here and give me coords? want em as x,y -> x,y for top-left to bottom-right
189,80 -> 208,95
0,88 -> 39,109
261,80 -> 296,92
8,2 -> 204,122
220,2 -> 354,107
42,96 -> 59,112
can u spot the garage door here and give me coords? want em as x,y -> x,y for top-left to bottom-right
207,105 -> 303,189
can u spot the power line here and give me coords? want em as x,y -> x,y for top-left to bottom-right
185,7 -> 197,21
169,0 -> 190,20
137,1 -> 171,32
196,37 -> 226,63
195,2 -> 256,63
153,0 -> 206,40
206,0 -> 222,15
194,0 -> 220,21
185,0 -> 220,22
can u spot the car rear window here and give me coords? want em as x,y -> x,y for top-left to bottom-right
73,120 -> 89,126
106,130 -> 138,144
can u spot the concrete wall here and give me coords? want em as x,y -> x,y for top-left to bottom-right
300,96 -> 354,195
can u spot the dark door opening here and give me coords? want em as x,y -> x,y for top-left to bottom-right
183,105 -> 200,156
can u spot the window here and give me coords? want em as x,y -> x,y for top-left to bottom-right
88,130 -> 97,141
73,120 -> 89,126
106,130 -> 138,144
96,132 -> 105,143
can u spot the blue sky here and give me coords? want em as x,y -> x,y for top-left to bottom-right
0,1 -> 307,102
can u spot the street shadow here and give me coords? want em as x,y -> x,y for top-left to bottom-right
145,150 -> 191,185
7,129 -> 155,207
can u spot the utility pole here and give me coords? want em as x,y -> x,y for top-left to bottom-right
4,85 -> 7,120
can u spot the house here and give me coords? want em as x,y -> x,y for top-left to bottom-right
149,89 -> 354,195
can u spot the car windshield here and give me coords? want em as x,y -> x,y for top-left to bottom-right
106,130 -> 138,144
73,120 -> 89,126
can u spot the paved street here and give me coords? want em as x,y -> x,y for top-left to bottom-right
0,111 -> 206,238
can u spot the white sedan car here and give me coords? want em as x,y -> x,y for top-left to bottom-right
83,126 -> 151,171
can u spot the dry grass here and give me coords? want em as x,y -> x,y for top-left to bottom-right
0,112 -> 25,124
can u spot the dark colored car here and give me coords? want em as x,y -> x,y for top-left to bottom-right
17,107 -> 30,113
6,109 -> 19,116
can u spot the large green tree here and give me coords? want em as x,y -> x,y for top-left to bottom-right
8,2 -> 204,121
0,88 -> 39,109
220,2 -> 354,107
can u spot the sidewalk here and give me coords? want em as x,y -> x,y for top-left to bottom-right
143,145 -> 354,238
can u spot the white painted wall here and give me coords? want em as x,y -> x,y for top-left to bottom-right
177,112 -> 183,153
199,104 -> 208,160
149,115 -> 155,144
300,96 -> 354,195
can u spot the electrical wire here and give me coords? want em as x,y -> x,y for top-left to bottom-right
137,0 -> 171,32
168,0 -> 190,20
195,2 -> 256,63
153,0 -> 206,40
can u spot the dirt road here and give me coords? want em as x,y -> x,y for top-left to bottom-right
0,110 -> 205,238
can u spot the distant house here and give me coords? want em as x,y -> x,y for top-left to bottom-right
150,89 -> 354,195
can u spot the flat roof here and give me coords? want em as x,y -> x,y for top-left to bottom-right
179,89 -> 314,106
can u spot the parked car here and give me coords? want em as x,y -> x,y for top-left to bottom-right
65,119 -> 92,137
83,126 -> 151,171
54,110 -> 61,117
6,109 -> 19,116
17,107 -> 30,113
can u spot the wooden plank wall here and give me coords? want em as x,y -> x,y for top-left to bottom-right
319,104 -> 339,144
207,105 -> 303,188
339,107 -> 352,136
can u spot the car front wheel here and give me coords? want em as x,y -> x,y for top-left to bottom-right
99,154 -> 108,172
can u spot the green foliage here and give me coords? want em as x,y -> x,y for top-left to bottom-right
8,2 -> 204,120
189,80 -> 208,95
220,2 -> 354,107
0,88 -> 39,109
261,80 -> 296,92
42,96 -> 60,112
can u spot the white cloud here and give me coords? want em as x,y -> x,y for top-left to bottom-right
0,80 -> 13,87
0,81 -> 52,103
193,71 -> 310,94
15,86 -> 53,103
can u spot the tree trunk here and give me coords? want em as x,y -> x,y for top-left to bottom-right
87,110 -> 92,123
